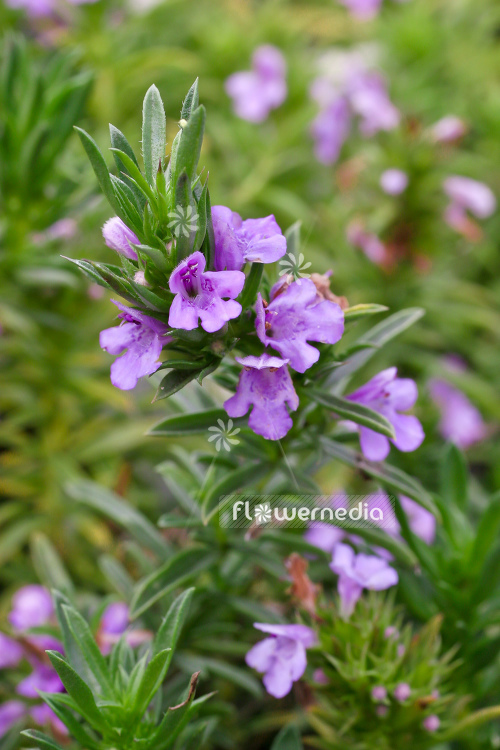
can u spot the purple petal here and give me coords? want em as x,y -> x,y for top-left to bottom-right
337,576 -> 363,617
262,658 -> 294,698
168,295 -> 199,331
391,414 -> 424,453
102,217 -> 139,260
100,602 -> 129,635
443,176 -> 496,218
253,623 -> 317,647
9,585 -> 53,630
359,427 -> 391,462
389,377 -> 418,411
0,701 -> 26,735
0,633 -> 24,668
245,637 -> 277,673
330,542 -> 356,577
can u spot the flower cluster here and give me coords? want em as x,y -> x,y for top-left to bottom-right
225,45 -> 287,123
0,585 -> 142,736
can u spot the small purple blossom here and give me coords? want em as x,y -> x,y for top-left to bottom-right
431,116 -> 467,143
168,251 -> 244,333
347,367 -> 424,461
212,206 -> 286,271
443,177 -> 496,235
429,378 -> 487,449
100,602 -> 129,635
310,96 -> 351,165
384,626 -> 398,639
224,354 -> 299,440
371,685 -> 387,701
348,71 -> 400,136
100,300 -> 170,390
0,701 -> 26,736
380,169 -> 408,195
329,543 -> 398,617
255,279 -> 344,373
246,622 -> 317,698
304,494 -> 348,553
102,217 -> 140,261
400,496 -> 436,545
5,0 -> 54,16
338,0 -> 382,19
393,682 -> 411,702
225,45 -> 287,123
346,220 -> 388,265
423,715 -> 440,732
9,585 -> 53,630
0,633 -> 24,668
17,663 -> 64,698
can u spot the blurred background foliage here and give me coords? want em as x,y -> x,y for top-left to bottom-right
0,0 -> 499,743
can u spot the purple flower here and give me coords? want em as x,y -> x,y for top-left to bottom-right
100,602 -> 129,635
100,300 -> 170,390
400,496 -> 436,545
224,354 -> 299,440
102,217 -> 139,261
9,585 -> 53,630
443,177 -> 496,234
168,251 -> 244,333
0,701 -> 26,736
225,45 -> 287,123
17,663 -> 64,698
212,206 -> 286,272
0,633 -> 24,668
346,220 -> 388,265
30,704 -> 68,736
348,71 -> 400,136
380,169 -> 408,195
330,543 -> 398,617
393,682 -> 411,701
423,715 -> 440,732
5,0 -> 54,16
255,279 -> 344,373
246,623 -> 317,698
310,96 -> 351,165
371,685 -> 387,701
429,378 -> 487,449
347,368 -> 424,461
431,116 -> 467,143
338,0 -> 382,19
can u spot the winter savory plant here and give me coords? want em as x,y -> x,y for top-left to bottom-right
12,81 -> 496,749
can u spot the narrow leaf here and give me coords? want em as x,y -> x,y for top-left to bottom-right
309,389 -> 396,438
75,127 -> 121,214
153,588 -> 194,657
142,84 -> 166,185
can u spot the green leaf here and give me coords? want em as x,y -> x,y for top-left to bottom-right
329,308 -> 425,386
181,79 -> 199,120
201,462 -> 272,523
309,389 -> 396,438
439,705 -> 500,740
135,244 -> 169,273
130,547 -> 214,618
52,591 -> 99,692
110,123 -> 139,172
284,220 -> 301,256
153,588 -> 194,658
178,654 -> 262,697
469,491 -> 500,574
174,171 -> 197,261
62,605 -> 114,696
148,408 -> 237,437
75,127 -> 121,215
109,148 -> 158,208
38,693 -> 101,750
31,533 -> 74,598
20,730 -> 65,750
319,437 -> 439,518
153,368 -> 202,402
441,443 -> 468,509
65,479 -> 168,559
148,672 -> 200,750
130,649 -> 171,719
238,262 -> 264,310
192,178 -> 208,253
142,84 -> 166,185
271,725 -> 303,750
343,304 -> 389,321
172,105 -> 205,185
47,652 -> 109,732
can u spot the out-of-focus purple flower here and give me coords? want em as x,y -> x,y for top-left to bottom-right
423,715 -> 440,732
393,682 -> 411,701
304,494 -> 348,553
329,543 -> 398,617
431,116 -> 467,143
5,0 -> 54,16
246,622 -> 317,698
443,177 -> 496,237
100,602 -> 129,634
310,96 -> 351,165
380,169 -> 408,195
384,626 -> 398,639
212,207 -> 286,272
224,354 -> 298,440
9,586 -> 53,630
255,279 -> 344,373
376,705 -> 389,717
371,685 -> 387,701
30,704 -> 68,736
338,0 -> 382,19
100,300 -> 170,390
225,45 -> 287,123
0,633 -> 24,669
0,701 -> 26,735
428,378 -> 487,449
347,367 -> 424,461
313,668 -> 329,684
400,496 -> 436,545
17,664 -> 64,698
102,217 -> 140,261
169,251 -> 244,333
348,72 -> 400,136
346,220 -> 388,265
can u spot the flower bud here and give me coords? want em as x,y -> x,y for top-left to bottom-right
102,217 -> 139,260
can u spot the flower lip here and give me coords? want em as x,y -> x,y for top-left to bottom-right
235,353 -> 289,370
